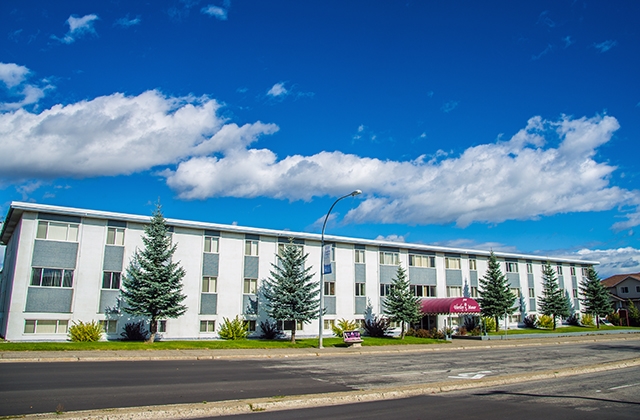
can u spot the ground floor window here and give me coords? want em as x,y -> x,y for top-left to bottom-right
24,319 -> 68,334
509,314 -> 521,323
200,320 -> 216,332
470,287 -> 478,297
324,281 -> 335,296
355,282 -> 366,296
244,320 -> 257,332
323,319 -> 335,330
158,320 -> 167,333
380,284 -> 392,296
101,320 -> 118,333
281,320 -> 304,331
447,286 -> 462,297
410,285 -> 436,297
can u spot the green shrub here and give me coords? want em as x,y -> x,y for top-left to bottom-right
68,320 -> 103,342
482,317 -> 497,332
468,326 -> 482,336
259,319 -> 283,339
120,321 -> 149,341
363,315 -> 391,337
219,316 -> 248,340
566,313 -> 580,326
606,312 -> 620,326
537,314 -> 554,329
332,318 -> 359,337
581,313 -> 595,327
462,315 -> 480,331
627,301 -> 640,326
457,326 -> 468,336
523,314 -> 537,328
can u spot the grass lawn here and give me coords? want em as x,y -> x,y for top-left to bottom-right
0,336 -> 447,351
487,325 -> 640,335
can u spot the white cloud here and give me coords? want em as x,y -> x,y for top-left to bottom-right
570,247 -> 640,278
115,15 -> 141,27
56,14 -> 99,44
593,40 -> 617,53
375,234 -> 406,243
0,63 -> 29,88
164,114 -> 640,229
202,5 -> 228,20
267,82 -> 288,97
441,100 -> 458,113
0,89 -> 278,179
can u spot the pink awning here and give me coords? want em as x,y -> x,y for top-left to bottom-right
420,297 -> 481,315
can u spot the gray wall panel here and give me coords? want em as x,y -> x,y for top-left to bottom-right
32,240 -> 78,269
200,294 -> 217,314
379,265 -> 397,283
355,297 -> 366,314
507,273 -> 521,287
355,264 -> 366,282
202,253 -> 219,276
324,296 -> 336,314
558,276 -> 564,289
529,298 -> 537,312
470,271 -> 478,287
99,290 -> 120,313
445,270 -> 463,285
409,267 -> 437,285
103,246 -> 124,271
528,274 -> 535,288
25,287 -> 73,313
244,256 -> 259,278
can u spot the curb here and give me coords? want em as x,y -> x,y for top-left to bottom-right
19,356 -> 640,419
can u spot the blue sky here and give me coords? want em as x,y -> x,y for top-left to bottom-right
1,1 -> 639,276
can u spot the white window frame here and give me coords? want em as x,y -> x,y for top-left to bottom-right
570,266 -> 576,276
106,227 -> 125,246
556,265 -> 563,276
202,276 -> 217,293
102,271 -> 121,290
323,319 -> 335,330
355,282 -> 366,296
410,284 -> 436,297
380,284 -> 392,296
355,249 -> 365,264
31,268 -> 74,288
244,320 -> 257,332
324,281 -> 335,296
446,286 -> 462,297
24,319 -> 69,334
445,257 -> 461,270
409,254 -> 435,268
36,221 -> 79,242
510,288 -> 521,298
470,287 -> 478,298
245,240 -> 259,256
101,320 -> 118,334
204,236 -> 219,253
379,251 -> 400,265
469,259 -> 477,271
158,320 -> 167,333
506,262 -> 518,273
526,263 -> 533,274
244,278 -> 257,295
200,320 -> 216,333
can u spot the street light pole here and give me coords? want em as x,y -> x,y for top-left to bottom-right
319,190 -> 362,349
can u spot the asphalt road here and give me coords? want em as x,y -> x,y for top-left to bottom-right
1,338 -> 639,417
210,366 -> 640,420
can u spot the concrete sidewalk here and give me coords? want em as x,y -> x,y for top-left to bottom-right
2,332 -> 639,363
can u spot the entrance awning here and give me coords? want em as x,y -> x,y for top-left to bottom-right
420,297 -> 481,315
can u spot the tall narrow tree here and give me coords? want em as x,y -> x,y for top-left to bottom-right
263,240 -> 319,343
477,251 -> 516,332
383,265 -> 422,339
121,204 -> 187,342
537,261 -> 571,330
579,267 -> 613,328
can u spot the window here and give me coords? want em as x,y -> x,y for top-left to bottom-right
506,262 -> 518,273
470,287 -> 478,298
202,276 -> 217,293
570,266 -> 576,276
509,314 -> 521,323
528,288 -> 535,297
278,243 -> 303,256
447,286 -> 462,297
526,263 -> 533,274
24,319 -> 68,334
102,272 -> 121,289
409,254 -> 435,268
158,320 -> 167,333
244,278 -> 257,294
355,249 -> 365,264
556,265 -> 563,276
572,289 -> 579,298
323,319 -> 335,330
410,285 -> 436,297
281,320 -> 303,330
106,227 -> 125,246
389,320 -> 402,328
445,257 -> 461,270
582,267 -> 589,276
636,286 -> 640,293
355,282 -> 366,296
379,251 -> 400,265
101,320 -> 118,334
36,221 -> 79,242
31,268 -> 73,288
244,320 -> 257,332
510,288 -> 521,298
324,281 -> 335,296
469,259 -> 477,271
245,240 -> 258,256
380,284 -> 392,296
200,320 -> 216,332
620,286 -> 629,294
204,236 -> 219,253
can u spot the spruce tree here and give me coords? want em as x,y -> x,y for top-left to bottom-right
263,240 -> 319,343
477,251 -> 516,332
579,266 -> 613,328
537,261 -> 571,329
121,204 -> 187,342
383,265 -> 422,339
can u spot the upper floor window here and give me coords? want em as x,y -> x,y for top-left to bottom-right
31,268 -> 74,288
469,259 -> 477,271
581,267 -> 589,276
620,286 -> 629,294
570,266 -> 576,276
244,278 -> 258,294
36,221 -> 78,242
409,254 -> 435,268
245,240 -> 259,256
204,236 -> 219,253
202,276 -> 217,293
470,287 -> 478,298
556,265 -> 563,276
526,263 -> 533,274
506,262 -> 518,273
510,288 -> 521,298
102,271 -> 121,289
355,249 -> 365,264
380,251 -> 400,265
324,281 -> 336,296
278,243 -> 303,256
445,257 -> 461,270
410,285 -> 436,297
355,282 -> 366,296
636,286 -> 640,293
380,284 -> 392,296
106,227 -> 125,246
447,286 -> 462,297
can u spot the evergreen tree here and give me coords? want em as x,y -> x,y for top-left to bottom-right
537,261 -> 571,330
263,240 -> 319,343
626,299 -> 640,327
383,265 -> 422,339
121,204 -> 187,342
579,267 -> 613,328
477,251 -> 516,332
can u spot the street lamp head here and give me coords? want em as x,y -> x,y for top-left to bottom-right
351,190 -> 362,196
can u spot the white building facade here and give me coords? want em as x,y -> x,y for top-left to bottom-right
0,202 -> 597,341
